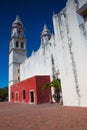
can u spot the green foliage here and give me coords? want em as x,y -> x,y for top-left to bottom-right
42,79 -> 61,92
0,87 -> 8,101
42,79 -> 61,102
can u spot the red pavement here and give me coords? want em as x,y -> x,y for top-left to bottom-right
0,102 -> 87,130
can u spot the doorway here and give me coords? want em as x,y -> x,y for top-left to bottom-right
30,91 -> 34,103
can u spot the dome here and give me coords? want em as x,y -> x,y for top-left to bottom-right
41,25 -> 51,37
12,15 -> 23,27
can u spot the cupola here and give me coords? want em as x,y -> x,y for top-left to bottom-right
41,25 -> 51,47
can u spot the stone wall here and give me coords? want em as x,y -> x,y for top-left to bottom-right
53,0 -> 87,106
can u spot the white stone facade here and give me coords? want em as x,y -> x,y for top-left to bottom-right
9,16 -> 27,101
53,0 -> 87,106
9,0 -> 87,106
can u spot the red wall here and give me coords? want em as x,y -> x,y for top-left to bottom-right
35,76 -> 51,104
10,75 -> 51,104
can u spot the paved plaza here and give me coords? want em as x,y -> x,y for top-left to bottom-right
0,102 -> 87,130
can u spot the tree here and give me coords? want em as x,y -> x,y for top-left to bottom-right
0,87 -> 8,102
42,79 -> 61,103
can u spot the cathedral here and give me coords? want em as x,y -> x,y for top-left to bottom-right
9,0 -> 87,106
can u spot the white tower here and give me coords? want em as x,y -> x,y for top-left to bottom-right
9,16 -> 27,101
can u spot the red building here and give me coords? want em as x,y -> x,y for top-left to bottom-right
10,75 -> 51,104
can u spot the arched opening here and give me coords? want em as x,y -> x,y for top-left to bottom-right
21,42 -> 24,49
18,30 -> 21,34
16,41 -> 19,48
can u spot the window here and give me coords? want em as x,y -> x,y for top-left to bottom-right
16,92 -> 19,101
18,69 -> 20,73
23,90 -> 26,99
16,41 -> 19,48
18,30 -> 21,34
21,42 -> 24,49
18,76 -> 20,81
11,92 -> 14,99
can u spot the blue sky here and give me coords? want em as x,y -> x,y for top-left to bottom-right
0,0 -> 67,88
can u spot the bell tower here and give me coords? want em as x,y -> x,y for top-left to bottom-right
41,25 -> 51,47
9,16 -> 27,101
